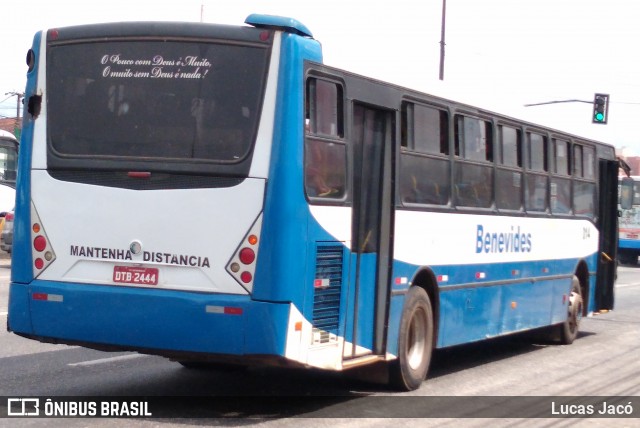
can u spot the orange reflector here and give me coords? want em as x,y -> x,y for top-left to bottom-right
511,301 -> 517,309
248,235 -> 258,245
32,223 -> 41,233
295,321 -> 303,331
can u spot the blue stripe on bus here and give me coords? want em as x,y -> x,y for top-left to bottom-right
619,238 -> 640,249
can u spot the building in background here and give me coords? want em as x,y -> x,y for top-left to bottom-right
0,117 -> 21,139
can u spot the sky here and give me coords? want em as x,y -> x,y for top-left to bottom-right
2,0 -> 640,153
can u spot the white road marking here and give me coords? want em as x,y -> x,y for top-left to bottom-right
68,353 -> 149,367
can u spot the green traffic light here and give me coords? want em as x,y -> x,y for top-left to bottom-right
595,112 -> 605,121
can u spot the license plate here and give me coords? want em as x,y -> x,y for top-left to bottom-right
113,266 -> 159,285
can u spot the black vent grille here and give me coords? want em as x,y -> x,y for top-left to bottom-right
312,244 -> 343,345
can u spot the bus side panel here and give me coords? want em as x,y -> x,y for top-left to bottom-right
252,33 -> 322,306
619,238 -> 640,250
434,260 -> 580,348
586,252 -> 599,314
244,300 -> 291,356
7,283 -> 32,334
386,293 -> 405,357
11,33 -> 42,286
499,280 -> 555,332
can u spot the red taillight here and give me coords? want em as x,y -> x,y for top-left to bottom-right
240,271 -> 252,283
239,248 -> 255,265
226,215 -> 263,292
33,235 -> 47,252
30,202 -> 56,276
5,212 -> 14,221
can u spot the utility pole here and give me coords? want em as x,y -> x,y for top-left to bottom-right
4,91 -> 23,137
4,91 -> 23,120
439,0 -> 447,80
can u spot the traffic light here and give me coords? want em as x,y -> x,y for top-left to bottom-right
592,93 -> 609,124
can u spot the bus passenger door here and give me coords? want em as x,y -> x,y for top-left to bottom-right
344,103 -> 394,360
595,158 -> 618,310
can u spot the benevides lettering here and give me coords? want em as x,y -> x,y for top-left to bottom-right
143,251 -> 210,268
475,225 -> 532,254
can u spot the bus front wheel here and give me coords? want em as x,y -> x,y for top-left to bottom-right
560,275 -> 583,345
390,286 -> 434,391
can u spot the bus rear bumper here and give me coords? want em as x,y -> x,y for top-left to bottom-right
7,280 -> 290,359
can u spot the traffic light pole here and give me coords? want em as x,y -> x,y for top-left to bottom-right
523,99 -> 592,107
524,94 -> 610,124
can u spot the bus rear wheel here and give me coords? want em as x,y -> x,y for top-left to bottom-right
390,286 -> 434,391
560,275 -> 583,345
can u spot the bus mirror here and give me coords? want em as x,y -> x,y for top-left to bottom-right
620,177 -> 634,210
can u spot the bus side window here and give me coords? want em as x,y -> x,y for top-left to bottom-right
550,139 -> 571,214
305,78 -> 343,137
525,132 -> 548,212
399,102 -> 450,206
304,78 -> 346,200
454,115 -> 493,208
573,144 -> 596,218
496,125 -> 522,211
620,177 -> 634,210
305,139 -> 346,198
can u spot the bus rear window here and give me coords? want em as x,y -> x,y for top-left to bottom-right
47,40 -> 269,168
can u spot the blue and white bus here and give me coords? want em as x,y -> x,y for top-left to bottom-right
618,176 -> 640,265
8,14 -> 622,390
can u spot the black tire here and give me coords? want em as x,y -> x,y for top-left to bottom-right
560,275 -> 583,345
390,286 -> 434,391
620,251 -> 639,266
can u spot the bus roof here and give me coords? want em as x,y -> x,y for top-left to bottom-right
245,14 -> 313,38
0,130 -> 17,142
